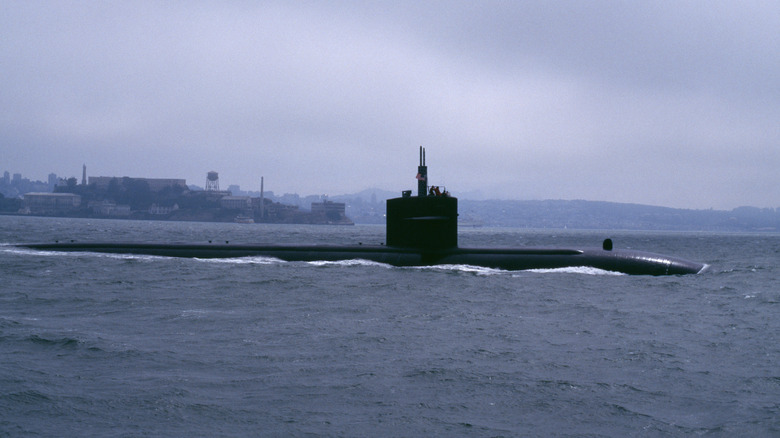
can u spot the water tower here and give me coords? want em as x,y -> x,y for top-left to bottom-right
205,171 -> 219,191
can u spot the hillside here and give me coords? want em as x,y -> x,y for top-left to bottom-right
335,190 -> 778,231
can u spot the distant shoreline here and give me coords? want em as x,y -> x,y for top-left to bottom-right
3,199 -> 777,234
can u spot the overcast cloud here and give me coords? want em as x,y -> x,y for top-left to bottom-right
2,1 -> 778,209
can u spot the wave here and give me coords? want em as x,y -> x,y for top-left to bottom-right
8,246 -> 627,275
1,246 -> 61,257
86,253 -> 169,261
2,246 -> 169,262
524,266 -> 626,276
1,389 -> 52,404
26,334 -> 82,348
412,264 -> 626,276
195,256 -> 285,265
306,259 -> 393,268
414,264 -> 507,276
195,256 -> 394,268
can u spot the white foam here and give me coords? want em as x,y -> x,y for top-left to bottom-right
179,309 -> 207,318
94,253 -> 169,261
415,264 -> 507,276
523,266 -> 626,276
3,246 -> 169,261
195,256 -> 285,265
306,259 -> 392,268
6,246 -> 629,276
1,246 -> 52,256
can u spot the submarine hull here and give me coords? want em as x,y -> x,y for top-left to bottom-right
18,242 -> 705,276
16,148 -> 705,276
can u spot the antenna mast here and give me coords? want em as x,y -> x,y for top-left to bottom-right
417,146 -> 428,197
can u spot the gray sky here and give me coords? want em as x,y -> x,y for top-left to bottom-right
2,1 -> 778,209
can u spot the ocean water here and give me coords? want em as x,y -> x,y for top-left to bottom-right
1,216 -> 778,437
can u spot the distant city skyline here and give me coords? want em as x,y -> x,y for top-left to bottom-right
3,163 -> 778,215
2,2 -> 778,209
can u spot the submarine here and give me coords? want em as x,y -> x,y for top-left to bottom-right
19,148 -> 705,275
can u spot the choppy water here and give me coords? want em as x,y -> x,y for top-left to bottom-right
1,216 -> 778,437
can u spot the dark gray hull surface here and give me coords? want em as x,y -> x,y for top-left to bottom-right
19,242 -> 706,275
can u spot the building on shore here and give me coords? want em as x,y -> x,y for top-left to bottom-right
23,193 -> 82,214
311,200 -> 353,224
220,196 -> 252,210
88,176 -> 187,192
149,203 -> 179,215
87,200 -> 131,217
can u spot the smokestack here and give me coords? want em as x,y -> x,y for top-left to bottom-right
260,176 -> 264,219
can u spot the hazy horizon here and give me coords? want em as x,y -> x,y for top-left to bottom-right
4,164 -> 776,212
3,1 -> 778,210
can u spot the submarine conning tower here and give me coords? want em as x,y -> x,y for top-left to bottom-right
386,147 -> 458,249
